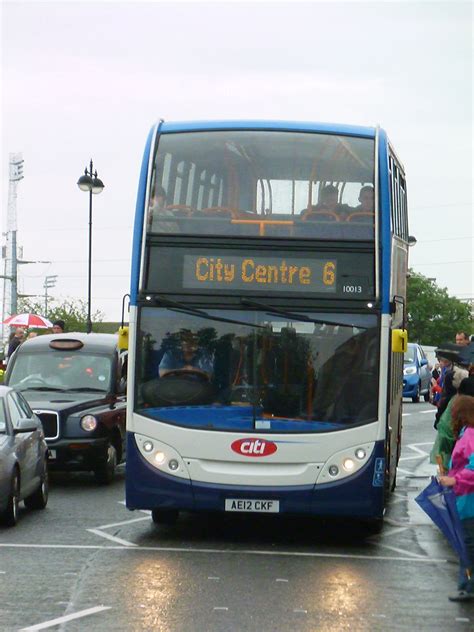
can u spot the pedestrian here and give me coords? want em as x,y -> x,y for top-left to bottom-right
6,328 -> 25,363
439,395 -> 474,601
52,320 -> 65,334
431,376 -> 474,473
434,343 -> 469,429
456,332 -> 471,346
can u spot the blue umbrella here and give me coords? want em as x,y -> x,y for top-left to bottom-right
415,476 -> 471,572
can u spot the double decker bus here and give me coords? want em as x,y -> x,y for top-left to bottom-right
126,120 -> 409,530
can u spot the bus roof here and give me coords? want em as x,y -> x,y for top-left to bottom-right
157,120 -> 378,139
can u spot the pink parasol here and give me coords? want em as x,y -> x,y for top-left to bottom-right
3,313 -> 53,329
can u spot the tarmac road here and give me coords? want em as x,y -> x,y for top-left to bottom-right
1,401 -> 473,631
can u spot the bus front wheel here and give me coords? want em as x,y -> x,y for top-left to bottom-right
151,509 -> 179,525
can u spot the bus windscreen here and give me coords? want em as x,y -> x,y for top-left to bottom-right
135,307 -> 379,432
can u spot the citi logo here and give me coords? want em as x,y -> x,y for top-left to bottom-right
231,438 -> 277,457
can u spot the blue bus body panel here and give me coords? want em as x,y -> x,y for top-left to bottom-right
159,120 -> 376,138
126,433 -> 385,519
377,129 -> 392,315
130,124 -> 156,306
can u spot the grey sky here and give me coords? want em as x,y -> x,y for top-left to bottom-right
1,0 -> 472,321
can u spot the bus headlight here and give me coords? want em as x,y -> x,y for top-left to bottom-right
80,415 -> 98,432
154,451 -> 166,465
317,443 -> 375,485
343,458 -> 355,472
134,433 -> 190,480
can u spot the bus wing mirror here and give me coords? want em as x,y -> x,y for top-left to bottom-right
392,329 -> 408,353
118,326 -> 129,351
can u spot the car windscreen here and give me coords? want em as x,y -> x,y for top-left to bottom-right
135,306 -> 379,433
8,352 -> 112,392
404,347 -> 416,363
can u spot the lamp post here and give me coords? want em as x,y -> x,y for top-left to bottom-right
77,160 -> 104,333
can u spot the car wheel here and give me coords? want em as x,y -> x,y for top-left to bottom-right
412,385 -> 420,403
24,461 -> 49,510
151,509 -> 179,525
0,470 -> 20,527
94,441 -> 118,485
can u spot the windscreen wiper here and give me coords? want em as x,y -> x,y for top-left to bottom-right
240,298 -> 361,329
16,386 -> 67,392
68,387 -> 107,393
147,295 -> 266,329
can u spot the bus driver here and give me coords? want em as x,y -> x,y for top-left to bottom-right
159,330 -> 214,378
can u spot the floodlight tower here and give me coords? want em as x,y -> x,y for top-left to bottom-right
1,153 -> 24,345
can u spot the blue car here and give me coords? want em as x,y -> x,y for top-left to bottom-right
403,343 -> 431,403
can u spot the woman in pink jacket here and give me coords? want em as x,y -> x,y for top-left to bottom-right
440,395 -> 474,601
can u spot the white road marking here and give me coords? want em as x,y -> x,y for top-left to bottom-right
20,606 -> 111,631
373,542 -> 428,559
455,618 -> 470,622
420,410 -> 435,414
293,609 -> 307,614
371,614 -> 387,618
399,455 -> 427,462
0,542 -> 449,563
375,526 -> 409,538
402,413 -> 411,417
94,516 -> 150,530
208,577 -> 220,581
213,607 -> 228,611
276,578 -> 289,582
406,444 -> 429,456
396,467 -> 413,475
87,529 -> 138,547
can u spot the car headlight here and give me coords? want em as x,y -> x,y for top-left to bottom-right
403,366 -> 417,375
80,415 -> 98,432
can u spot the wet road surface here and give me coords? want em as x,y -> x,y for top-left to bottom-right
1,402 -> 473,631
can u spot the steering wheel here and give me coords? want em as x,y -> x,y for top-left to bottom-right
161,368 -> 210,382
19,375 -> 48,386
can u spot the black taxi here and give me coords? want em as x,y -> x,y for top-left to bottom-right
4,333 -> 127,483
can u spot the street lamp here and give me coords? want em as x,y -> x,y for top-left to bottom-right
77,159 -> 104,333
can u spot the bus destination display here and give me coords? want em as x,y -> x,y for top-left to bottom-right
183,254 -> 337,293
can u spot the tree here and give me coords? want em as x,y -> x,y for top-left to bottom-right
17,298 -> 104,333
407,270 -> 473,345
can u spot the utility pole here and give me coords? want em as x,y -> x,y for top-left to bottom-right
44,275 -> 58,316
2,153 -> 24,346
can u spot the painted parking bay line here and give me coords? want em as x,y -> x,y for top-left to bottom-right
20,606 -> 111,631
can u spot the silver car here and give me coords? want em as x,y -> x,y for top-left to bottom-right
0,385 -> 49,526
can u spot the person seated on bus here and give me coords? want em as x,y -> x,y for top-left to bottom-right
300,184 -> 351,221
353,185 -> 374,214
147,186 -> 176,232
159,329 -> 214,379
